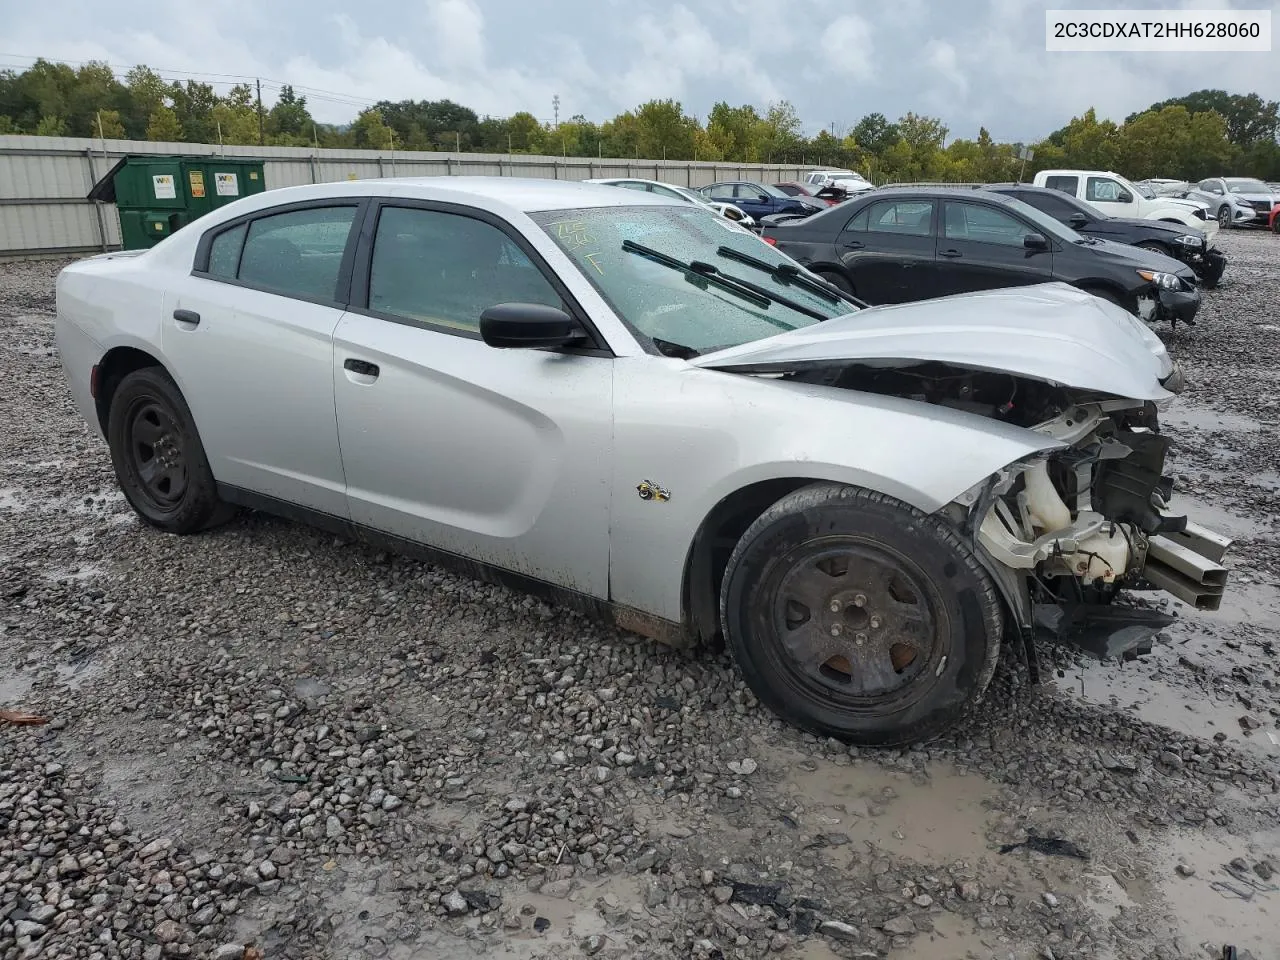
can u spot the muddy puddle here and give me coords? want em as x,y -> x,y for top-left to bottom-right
1161,404 -> 1267,434
1145,825 -> 1280,956
787,760 -> 1000,867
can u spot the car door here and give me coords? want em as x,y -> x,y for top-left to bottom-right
836,198 -> 939,304
330,201 -> 614,597
934,200 -> 1054,296
1084,175 -> 1138,217
1014,189 -> 1119,241
163,200 -> 364,517
730,183 -> 773,218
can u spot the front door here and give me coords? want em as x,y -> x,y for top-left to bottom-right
934,200 -> 1055,296
838,198 -> 939,304
162,201 -> 363,516
331,202 -> 614,597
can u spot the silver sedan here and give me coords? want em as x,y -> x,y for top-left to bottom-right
55,177 -> 1231,746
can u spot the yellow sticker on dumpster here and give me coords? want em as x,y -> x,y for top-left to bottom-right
189,170 -> 206,198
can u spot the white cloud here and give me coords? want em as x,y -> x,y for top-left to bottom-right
820,16 -> 874,81
423,0 -> 486,70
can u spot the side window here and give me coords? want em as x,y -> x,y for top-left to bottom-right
944,202 -> 1029,245
705,184 -> 738,201
1044,175 -> 1079,195
842,206 -> 870,232
1017,191 -> 1080,220
1203,180 -> 1223,194
236,206 -> 358,300
1086,177 -> 1124,202
615,181 -> 651,193
865,200 -> 934,236
367,206 -> 565,334
734,184 -> 765,200
206,223 -> 246,278
648,184 -> 686,201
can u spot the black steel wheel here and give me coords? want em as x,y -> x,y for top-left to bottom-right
106,366 -> 232,534
720,483 -> 1003,746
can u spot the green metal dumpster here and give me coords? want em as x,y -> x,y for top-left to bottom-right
88,155 -> 267,250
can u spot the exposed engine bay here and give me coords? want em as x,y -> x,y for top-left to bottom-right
786,360 -> 1234,669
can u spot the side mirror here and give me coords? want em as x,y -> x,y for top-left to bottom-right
1117,190 -> 1133,203
479,302 -> 586,349
1067,213 -> 1089,228
1024,232 -> 1049,250
758,193 -> 770,202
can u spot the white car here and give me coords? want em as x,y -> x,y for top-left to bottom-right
54,177 -> 1231,746
804,168 -> 870,188
1034,169 -> 1217,237
585,177 -> 755,228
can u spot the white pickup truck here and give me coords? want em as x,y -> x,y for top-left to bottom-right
1034,169 -> 1218,239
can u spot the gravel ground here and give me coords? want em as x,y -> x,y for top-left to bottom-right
2,234 -> 1279,960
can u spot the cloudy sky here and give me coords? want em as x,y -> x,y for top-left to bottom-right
4,0 -> 1279,142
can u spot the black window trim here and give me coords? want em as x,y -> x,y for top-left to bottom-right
347,198 -> 615,358
190,197 -> 372,309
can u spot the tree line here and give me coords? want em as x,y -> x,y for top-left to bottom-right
2,59 -> 1278,183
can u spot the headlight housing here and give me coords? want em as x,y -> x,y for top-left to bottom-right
1138,269 -> 1182,291
1172,234 -> 1205,248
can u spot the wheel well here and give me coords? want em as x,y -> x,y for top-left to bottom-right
95,347 -> 163,433
681,478 -> 818,645
1076,279 -> 1130,304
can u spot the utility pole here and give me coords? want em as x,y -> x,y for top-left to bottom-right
255,78 -> 264,145
553,94 -> 560,130
456,131 -> 461,153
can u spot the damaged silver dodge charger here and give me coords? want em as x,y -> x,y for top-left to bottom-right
54,178 -> 1232,746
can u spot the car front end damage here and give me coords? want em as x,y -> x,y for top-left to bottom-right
1135,269 -> 1202,327
947,396 -> 1231,672
1167,237 -> 1226,289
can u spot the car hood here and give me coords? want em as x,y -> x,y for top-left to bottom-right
690,282 -> 1173,402
1231,192 -> 1280,204
1096,216 -> 1200,238
1159,196 -> 1209,211
1083,238 -> 1195,277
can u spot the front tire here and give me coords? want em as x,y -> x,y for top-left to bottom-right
1218,205 -> 1232,229
816,270 -> 855,297
106,367 -> 232,534
719,483 -> 1003,746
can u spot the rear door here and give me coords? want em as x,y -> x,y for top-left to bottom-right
330,200 -> 614,596
163,200 -> 364,516
836,198 -> 938,304
934,200 -> 1054,296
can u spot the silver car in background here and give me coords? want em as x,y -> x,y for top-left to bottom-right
54,177 -> 1231,747
585,177 -> 756,228
1185,177 -> 1280,229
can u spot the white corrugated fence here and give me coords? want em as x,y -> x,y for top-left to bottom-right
0,135 -> 810,258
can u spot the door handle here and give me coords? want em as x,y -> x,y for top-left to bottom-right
344,358 -> 380,378
173,308 -> 201,326
939,249 -> 963,259
840,240 -> 864,250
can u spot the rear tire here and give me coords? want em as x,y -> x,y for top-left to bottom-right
106,367 -> 233,534
719,483 -> 1003,746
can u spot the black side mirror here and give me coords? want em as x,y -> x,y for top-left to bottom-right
1117,190 -> 1133,203
1024,232 -> 1049,250
480,303 -> 586,349
1068,213 -> 1089,228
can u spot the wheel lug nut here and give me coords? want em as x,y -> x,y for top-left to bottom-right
829,600 -> 841,613
853,594 -> 867,607
830,624 -> 842,637
870,615 -> 882,629
855,632 -> 868,645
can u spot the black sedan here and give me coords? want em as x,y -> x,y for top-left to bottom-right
983,182 -> 1226,288
760,187 -> 1203,327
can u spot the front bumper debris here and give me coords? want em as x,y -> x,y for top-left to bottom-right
1155,283 -> 1202,326
1179,247 -> 1226,288
1035,602 -> 1176,659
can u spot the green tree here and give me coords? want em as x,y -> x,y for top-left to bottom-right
170,81 -> 220,143
1128,89 -> 1279,146
706,102 -> 764,161
34,114 -> 66,136
124,66 -> 169,139
851,112 -> 900,155
505,111 -> 543,152
757,100 -> 804,161
350,107 -> 395,149
268,84 -> 312,140
634,99 -> 698,160
93,108 -> 126,139
145,105 -> 181,141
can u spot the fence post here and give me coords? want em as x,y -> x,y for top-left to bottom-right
84,149 -> 109,253
626,161 -> 633,178
447,156 -> 454,177
309,156 -> 318,184
377,156 -> 386,177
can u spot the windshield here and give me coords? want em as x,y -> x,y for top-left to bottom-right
1134,183 -> 1155,199
756,183 -> 789,198
1227,179 -> 1270,193
999,196 -> 1087,243
532,205 -> 847,354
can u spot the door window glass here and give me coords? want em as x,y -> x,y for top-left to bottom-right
1086,177 -> 1125,202
705,184 -> 737,201
236,206 -> 357,300
368,206 -> 564,333
1013,190 -> 1081,220
866,200 -> 934,236
1043,175 -> 1079,194
943,202 -> 1029,246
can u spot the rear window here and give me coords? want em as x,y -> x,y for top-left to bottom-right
1044,175 -> 1079,195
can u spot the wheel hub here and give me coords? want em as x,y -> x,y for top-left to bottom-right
773,544 -> 937,700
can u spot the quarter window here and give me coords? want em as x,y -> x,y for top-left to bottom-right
367,206 -> 565,334
206,222 -> 246,279
865,200 -> 934,236
230,205 -> 358,300
943,202 -> 1029,246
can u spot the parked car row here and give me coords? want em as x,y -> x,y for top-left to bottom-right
55,175 -> 1233,748
759,185 -> 1206,328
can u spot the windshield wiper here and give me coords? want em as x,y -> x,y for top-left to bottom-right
652,337 -> 701,359
688,260 -> 830,322
621,240 -> 795,330
715,245 -> 868,309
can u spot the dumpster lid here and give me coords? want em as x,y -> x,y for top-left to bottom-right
87,157 -> 129,203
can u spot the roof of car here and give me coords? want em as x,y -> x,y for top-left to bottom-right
263,176 -> 685,212
860,186 -> 1018,202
